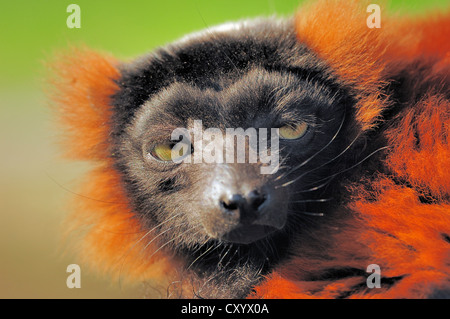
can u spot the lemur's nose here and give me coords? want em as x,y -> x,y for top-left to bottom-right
219,190 -> 268,223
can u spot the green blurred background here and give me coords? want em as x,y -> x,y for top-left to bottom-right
0,0 -> 448,299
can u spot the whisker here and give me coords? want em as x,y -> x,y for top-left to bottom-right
189,238 -> 211,257
217,244 -> 232,270
274,112 -> 346,182
299,211 -> 324,217
290,179 -> 333,194
258,238 -> 276,262
305,146 -> 390,186
141,221 -> 189,252
44,170 -> 128,205
196,243 -> 226,296
117,212 -> 184,286
286,145 -> 388,195
148,226 -> 202,260
220,245 -> 240,271
187,242 -> 220,271
288,198 -> 332,204
277,131 -> 362,189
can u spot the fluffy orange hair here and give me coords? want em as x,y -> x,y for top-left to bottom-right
49,49 -> 181,288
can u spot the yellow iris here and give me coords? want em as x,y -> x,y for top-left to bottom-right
151,142 -> 190,162
279,122 -> 309,140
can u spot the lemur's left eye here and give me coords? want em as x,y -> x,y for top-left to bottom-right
149,142 -> 192,162
279,122 -> 309,140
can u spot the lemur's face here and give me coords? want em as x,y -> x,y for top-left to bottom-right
113,19 -> 358,264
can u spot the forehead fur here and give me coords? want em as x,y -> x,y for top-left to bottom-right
110,18 -> 338,137
130,66 -> 342,136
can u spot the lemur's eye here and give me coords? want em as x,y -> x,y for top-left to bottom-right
279,122 -> 309,140
150,142 -> 192,162
151,143 -> 174,161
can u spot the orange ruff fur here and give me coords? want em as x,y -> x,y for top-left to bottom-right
50,1 -> 450,298
49,50 -> 180,286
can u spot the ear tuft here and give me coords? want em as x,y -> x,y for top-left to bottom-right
46,48 -> 120,161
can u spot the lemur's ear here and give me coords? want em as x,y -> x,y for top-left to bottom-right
47,48 -> 120,161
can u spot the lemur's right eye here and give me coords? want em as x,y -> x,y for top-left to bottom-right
150,143 -> 174,161
149,142 -> 192,162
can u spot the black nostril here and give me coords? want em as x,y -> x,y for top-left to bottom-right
220,190 -> 268,215
247,190 -> 267,210
219,190 -> 269,225
220,194 -> 245,212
